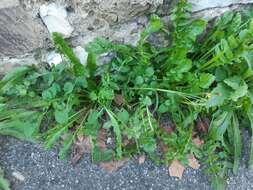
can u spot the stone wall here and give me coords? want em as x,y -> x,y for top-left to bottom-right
0,0 -> 253,73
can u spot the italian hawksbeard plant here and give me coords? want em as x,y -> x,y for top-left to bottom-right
2,1 -> 253,189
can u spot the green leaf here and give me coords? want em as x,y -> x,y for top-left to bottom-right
106,109 -> 122,159
231,113 -> 241,174
143,96 -> 152,106
87,53 -> 97,77
117,109 -> 129,124
135,76 -> 144,85
92,145 -> 114,163
140,136 -> 156,153
247,107 -> 253,169
75,76 -> 88,88
52,32 -> 86,77
85,38 -> 113,55
54,109 -> 69,124
44,126 -> 67,150
206,83 -> 231,107
139,14 -> 164,43
211,175 -> 226,190
64,82 -> 74,94
199,73 -> 215,89
0,167 -> 10,190
0,109 -> 43,141
58,133 -> 75,160
224,76 -> 241,90
84,110 -> 100,137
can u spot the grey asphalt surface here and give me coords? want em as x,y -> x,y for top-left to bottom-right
0,130 -> 253,190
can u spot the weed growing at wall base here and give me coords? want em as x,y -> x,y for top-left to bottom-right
1,0 -> 253,189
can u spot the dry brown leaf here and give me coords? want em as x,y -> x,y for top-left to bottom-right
168,159 -> 185,179
100,158 -> 129,173
188,154 -> 200,170
196,117 -> 210,134
114,94 -> 125,106
192,136 -> 204,147
139,155 -> 146,164
71,135 -> 92,164
97,129 -> 107,151
159,141 -> 169,153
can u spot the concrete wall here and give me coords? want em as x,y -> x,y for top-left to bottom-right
0,0 -> 253,73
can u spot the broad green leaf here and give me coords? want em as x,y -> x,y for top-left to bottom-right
117,109 -> 129,124
140,136 -> 156,153
206,83 -> 231,107
54,109 -> 69,124
83,110 -> 100,137
64,82 -> 74,94
224,76 -> 241,90
230,83 -> 248,101
199,73 -> 215,89
143,96 -> 152,106
224,76 -> 248,101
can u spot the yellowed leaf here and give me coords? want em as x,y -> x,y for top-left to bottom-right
100,158 -> 129,173
188,154 -> 200,170
168,159 -> 185,179
139,155 -> 146,164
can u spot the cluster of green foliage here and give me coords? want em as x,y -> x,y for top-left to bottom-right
0,167 -> 10,190
1,1 -> 253,189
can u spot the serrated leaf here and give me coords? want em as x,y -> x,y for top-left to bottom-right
106,109 -> 122,159
53,32 -> 86,77
44,126 -> 67,150
59,133 -> 75,160
87,52 -> 97,77
231,114 -> 241,174
140,14 -> 164,43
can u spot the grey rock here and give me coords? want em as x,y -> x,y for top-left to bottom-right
46,51 -> 62,67
0,0 -> 19,9
39,3 -> 74,37
73,46 -> 88,65
0,7 -> 44,57
0,54 -> 38,74
189,0 -> 253,12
